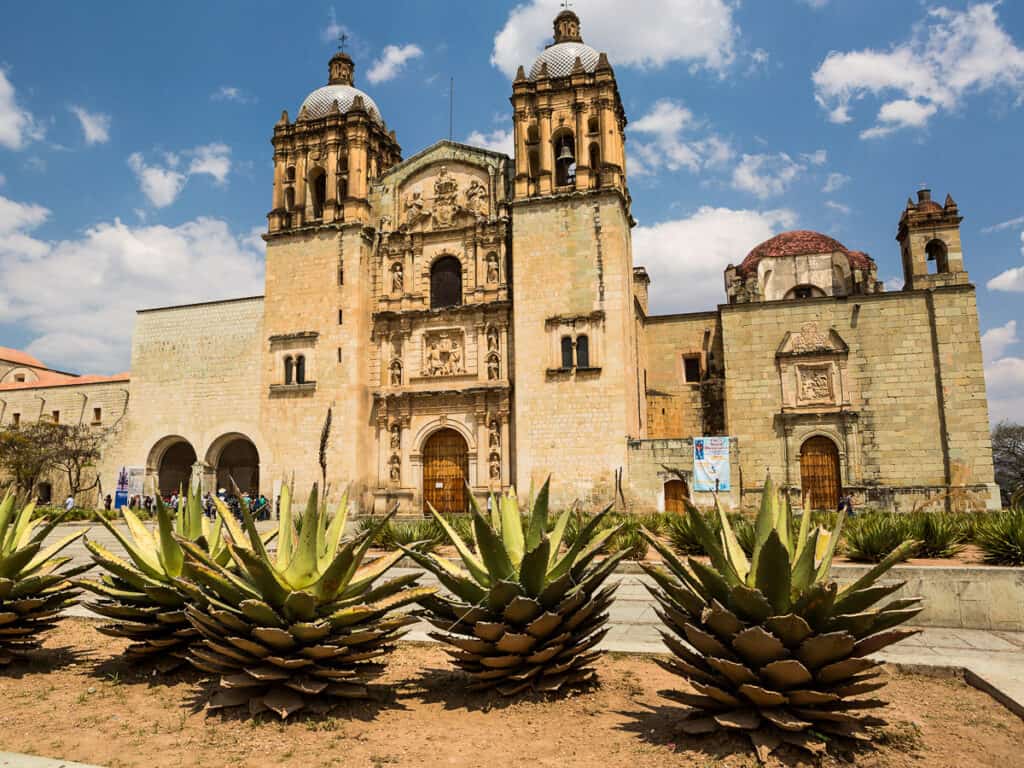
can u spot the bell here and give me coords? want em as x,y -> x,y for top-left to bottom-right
557,143 -> 574,162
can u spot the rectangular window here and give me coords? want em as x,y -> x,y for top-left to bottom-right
683,355 -> 702,383
12,413 -> 20,427
51,410 -> 60,424
92,407 -> 102,424
560,336 -> 574,369
576,335 -> 590,368
338,309 -> 343,325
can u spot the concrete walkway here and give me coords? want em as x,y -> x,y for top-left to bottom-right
60,524 -> 1024,719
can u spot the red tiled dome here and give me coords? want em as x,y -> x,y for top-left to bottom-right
738,230 -> 873,277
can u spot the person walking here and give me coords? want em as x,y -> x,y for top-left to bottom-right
103,494 -> 112,511
64,494 -> 75,513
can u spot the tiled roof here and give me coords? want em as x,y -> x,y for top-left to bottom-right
0,346 -> 46,369
738,230 -> 874,277
0,372 -> 130,392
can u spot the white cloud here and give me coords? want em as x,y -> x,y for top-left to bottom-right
630,99 -> 733,175
983,214 -> 1024,234
68,106 -> 111,145
823,172 -> 851,193
987,232 -> 1024,292
210,86 -> 254,104
0,69 -> 43,150
491,0 -> 737,79
0,193 -> 264,372
633,206 -> 797,313
128,144 -> 232,207
731,153 -> 805,198
188,143 -> 232,184
982,320 -> 1024,424
464,129 -> 514,156
321,7 -> 346,44
813,3 -> 1024,138
825,200 -> 851,215
367,44 -> 423,85
801,149 -> 828,166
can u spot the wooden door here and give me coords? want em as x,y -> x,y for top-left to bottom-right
800,436 -> 841,510
422,429 -> 469,514
664,479 -> 688,514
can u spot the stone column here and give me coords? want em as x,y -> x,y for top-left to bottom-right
573,102 -> 589,190
538,108 -> 553,195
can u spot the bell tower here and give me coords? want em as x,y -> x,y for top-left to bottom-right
509,10 -> 643,509
897,188 -> 969,290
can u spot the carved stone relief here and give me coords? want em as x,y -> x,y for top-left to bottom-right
421,330 -> 466,377
398,164 -> 490,233
797,364 -> 834,404
791,322 -> 830,354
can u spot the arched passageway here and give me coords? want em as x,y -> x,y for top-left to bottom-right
212,436 -> 260,496
422,428 -> 469,514
156,439 -> 197,497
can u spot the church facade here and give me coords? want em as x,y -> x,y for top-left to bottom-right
0,10 -> 1000,513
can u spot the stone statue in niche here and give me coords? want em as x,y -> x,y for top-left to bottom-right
489,452 -> 501,480
390,261 -> 403,293
798,365 -> 833,402
486,252 -> 499,284
487,325 -> 499,352
422,334 -> 465,377
465,179 -> 489,218
389,455 -> 401,483
389,423 -> 401,450
389,360 -> 403,387
487,354 -> 500,381
488,418 -> 500,449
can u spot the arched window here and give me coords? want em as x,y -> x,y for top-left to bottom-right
295,355 -> 306,384
309,168 -> 327,219
926,239 -> 949,273
576,335 -> 590,368
284,356 -> 294,385
430,256 -> 462,309
338,176 -> 348,201
286,166 -> 296,182
553,131 -> 576,187
785,284 -> 827,301
587,115 -> 600,135
561,336 -> 574,369
527,123 -> 539,144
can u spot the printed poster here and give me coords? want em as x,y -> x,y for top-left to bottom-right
693,436 -> 730,492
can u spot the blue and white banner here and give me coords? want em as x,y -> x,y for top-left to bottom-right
693,436 -> 730,492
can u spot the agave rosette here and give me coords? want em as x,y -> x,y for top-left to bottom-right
179,484 -> 434,719
641,477 -> 923,760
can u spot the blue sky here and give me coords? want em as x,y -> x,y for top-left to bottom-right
0,1 -> 1022,420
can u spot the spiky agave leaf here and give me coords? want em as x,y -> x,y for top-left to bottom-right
179,483 -> 433,719
642,475 -> 923,761
0,493 -> 90,667
406,478 -> 625,696
76,477 -> 272,673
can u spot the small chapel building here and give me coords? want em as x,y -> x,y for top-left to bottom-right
0,10 -> 1000,513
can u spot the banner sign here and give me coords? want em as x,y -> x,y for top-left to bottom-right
693,436 -> 730,492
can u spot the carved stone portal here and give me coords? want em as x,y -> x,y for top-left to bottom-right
422,331 -> 465,377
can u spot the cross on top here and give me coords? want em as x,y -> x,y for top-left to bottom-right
561,0 -> 573,9
338,32 -> 348,52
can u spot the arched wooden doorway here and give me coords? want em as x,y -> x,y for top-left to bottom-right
422,428 -> 469,514
664,478 -> 689,514
800,436 -> 841,510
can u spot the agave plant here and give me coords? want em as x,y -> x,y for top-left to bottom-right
975,486 -> 1024,566
76,481 -> 271,672
641,477 -> 922,761
178,484 -> 433,719
404,480 -> 625,695
0,493 -> 90,667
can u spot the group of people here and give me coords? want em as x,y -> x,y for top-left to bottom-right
100,488 -> 270,520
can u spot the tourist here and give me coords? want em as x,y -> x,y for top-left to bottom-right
838,493 -> 855,517
64,495 -> 75,513
103,494 -> 112,511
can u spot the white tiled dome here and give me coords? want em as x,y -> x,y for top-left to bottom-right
299,84 -> 383,124
529,42 -> 601,80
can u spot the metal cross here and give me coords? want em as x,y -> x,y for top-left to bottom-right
338,32 -> 348,52
561,0 -> 573,9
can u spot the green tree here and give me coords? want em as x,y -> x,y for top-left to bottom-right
49,423 -> 109,499
0,421 -> 60,494
993,421 -> 1024,504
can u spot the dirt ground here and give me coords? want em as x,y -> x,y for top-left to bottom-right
1,619 -> 1022,768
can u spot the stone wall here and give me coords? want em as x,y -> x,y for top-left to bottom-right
627,437 -> 741,512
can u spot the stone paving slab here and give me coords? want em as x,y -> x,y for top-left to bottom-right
0,754 -> 101,768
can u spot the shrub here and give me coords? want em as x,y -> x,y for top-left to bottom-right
974,501 -> 1024,566
844,513 -> 911,563
606,515 -> 649,560
664,509 -> 719,555
906,511 -> 968,559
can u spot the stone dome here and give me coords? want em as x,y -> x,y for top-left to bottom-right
299,84 -> 383,124
529,41 -> 601,79
738,231 -> 873,277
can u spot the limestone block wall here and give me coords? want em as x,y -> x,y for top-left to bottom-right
260,225 -> 375,506
121,296 -> 265,493
720,287 -> 998,509
511,192 -> 639,509
643,312 -> 721,438
626,437 -> 741,512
